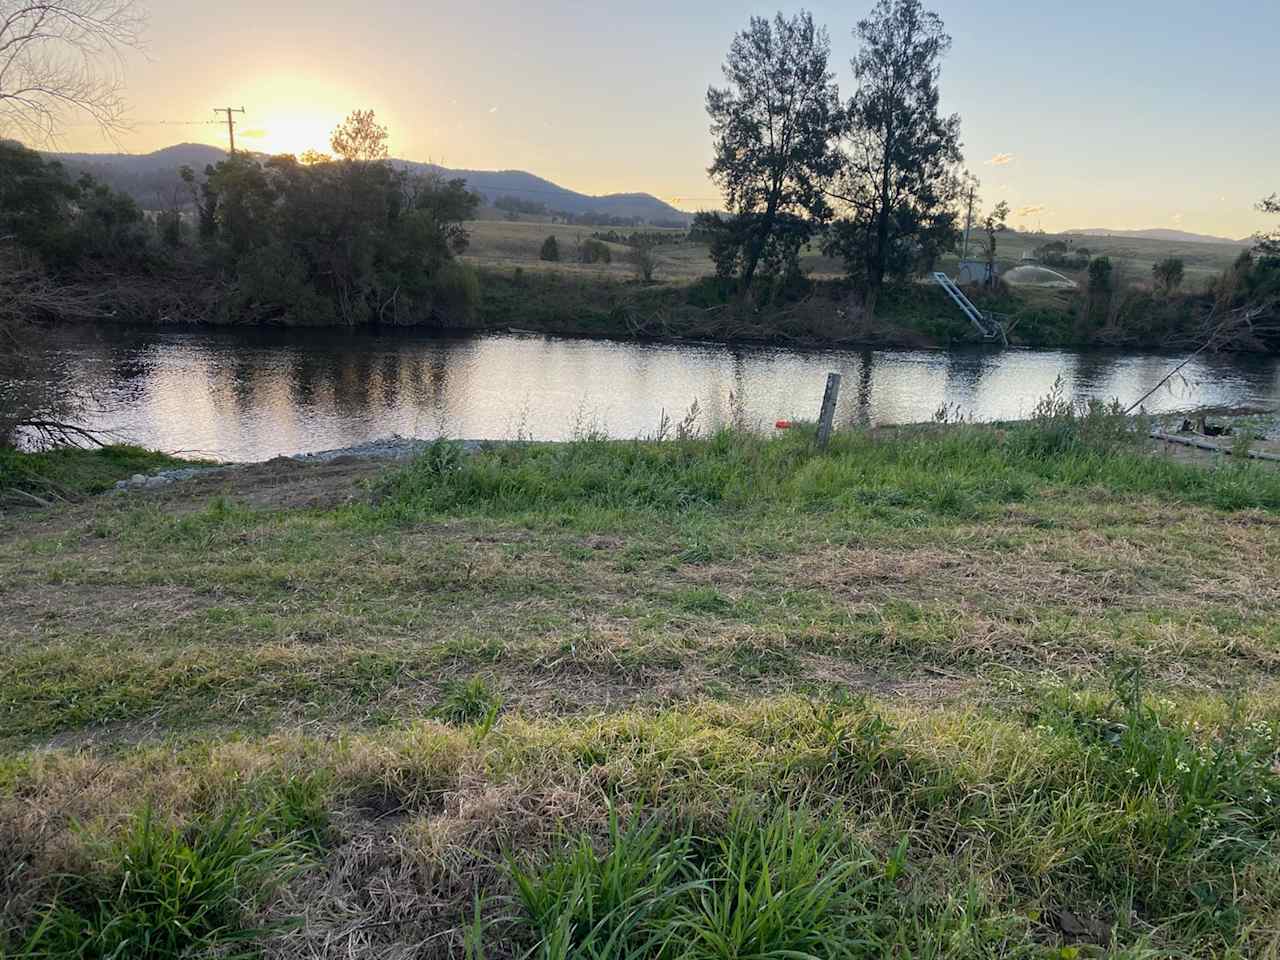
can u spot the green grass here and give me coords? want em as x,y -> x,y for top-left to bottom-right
2,414 -> 1280,956
16,804 -> 307,959
375,414 -> 1280,519
0,444 -> 193,502
510,807 -> 879,959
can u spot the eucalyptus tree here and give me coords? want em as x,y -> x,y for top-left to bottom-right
826,0 -> 964,316
706,11 -> 844,291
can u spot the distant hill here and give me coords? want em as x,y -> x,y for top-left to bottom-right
46,143 -> 691,225
1068,227 -> 1249,247
46,143 -> 227,208
399,162 -> 688,223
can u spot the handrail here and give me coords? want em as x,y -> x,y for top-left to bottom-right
930,272 -> 1006,344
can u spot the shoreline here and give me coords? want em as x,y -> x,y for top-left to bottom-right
46,311 -> 1279,361
107,408 -> 1280,492
38,265 -> 1277,355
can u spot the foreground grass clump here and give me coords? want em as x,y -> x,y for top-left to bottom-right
17,805 -> 307,959
512,807 -> 879,959
0,444 -> 190,502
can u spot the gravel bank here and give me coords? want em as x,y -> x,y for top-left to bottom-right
112,436 -> 484,491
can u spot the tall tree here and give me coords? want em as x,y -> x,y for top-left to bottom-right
330,109 -> 389,164
978,200 -> 1009,285
706,11 -> 843,291
825,0 -> 963,316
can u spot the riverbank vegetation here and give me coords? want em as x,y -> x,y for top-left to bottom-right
2,411 -> 1280,956
0,110 -> 483,328
0,444 -> 186,505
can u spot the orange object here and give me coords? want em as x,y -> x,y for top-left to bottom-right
775,420 -> 793,429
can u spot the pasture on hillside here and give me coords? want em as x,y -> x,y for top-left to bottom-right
465,217 -> 1247,298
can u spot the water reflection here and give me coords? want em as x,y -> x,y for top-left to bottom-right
25,324 -> 1280,461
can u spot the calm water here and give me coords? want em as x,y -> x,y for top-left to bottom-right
25,324 -> 1280,461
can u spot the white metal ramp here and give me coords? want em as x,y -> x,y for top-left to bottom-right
931,272 -> 1006,344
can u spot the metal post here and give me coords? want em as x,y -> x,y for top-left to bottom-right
816,373 -> 842,450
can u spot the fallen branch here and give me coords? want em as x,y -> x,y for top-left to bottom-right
2,489 -> 55,508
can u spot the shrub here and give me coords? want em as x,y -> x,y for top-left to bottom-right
157,210 -> 183,248
1152,256 -> 1184,295
233,242 -> 336,325
631,240 -> 657,282
579,238 -> 612,264
431,262 -> 481,327
539,235 -> 560,262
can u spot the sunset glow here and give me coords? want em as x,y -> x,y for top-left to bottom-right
37,1 -> 1280,238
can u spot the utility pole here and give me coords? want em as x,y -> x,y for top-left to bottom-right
213,106 -> 245,154
960,185 -> 975,263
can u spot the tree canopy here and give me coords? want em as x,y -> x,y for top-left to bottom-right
706,11 -> 843,290
194,115 -> 481,324
825,0 -> 964,314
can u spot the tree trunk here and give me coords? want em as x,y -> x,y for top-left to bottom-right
864,128 -> 895,318
740,196 -> 779,293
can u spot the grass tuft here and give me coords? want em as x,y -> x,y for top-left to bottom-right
17,804 -> 305,959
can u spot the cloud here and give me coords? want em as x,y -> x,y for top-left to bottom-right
985,153 -> 1015,166
1171,212 -> 1184,225
1015,204 -> 1045,217
488,106 -> 499,114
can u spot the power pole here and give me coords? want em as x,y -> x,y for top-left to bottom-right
960,185 -> 975,263
212,106 -> 245,154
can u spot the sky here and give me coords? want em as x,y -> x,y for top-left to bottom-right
55,0 -> 1279,238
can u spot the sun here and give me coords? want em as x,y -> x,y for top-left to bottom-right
213,73 -> 359,157
235,112 -> 339,158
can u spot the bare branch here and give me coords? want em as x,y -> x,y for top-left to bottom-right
0,0 -> 144,145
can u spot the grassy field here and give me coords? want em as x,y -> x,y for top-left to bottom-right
938,230 -> 1246,293
462,220 -> 844,285
3,411 -> 1280,957
465,218 -> 1245,293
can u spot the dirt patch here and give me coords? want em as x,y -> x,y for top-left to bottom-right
0,455 -> 396,543
0,583 -> 218,644
148,456 -> 392,512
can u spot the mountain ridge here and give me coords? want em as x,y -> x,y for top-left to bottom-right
1066,227 -> 1250,247
45,143 -> 691,224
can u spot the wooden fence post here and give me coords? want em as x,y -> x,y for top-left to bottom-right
816,372 -> 841,450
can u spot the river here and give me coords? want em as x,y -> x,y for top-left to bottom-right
21,324 -> 1280,461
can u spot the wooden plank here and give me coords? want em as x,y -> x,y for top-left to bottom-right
816,373 -> 842,450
